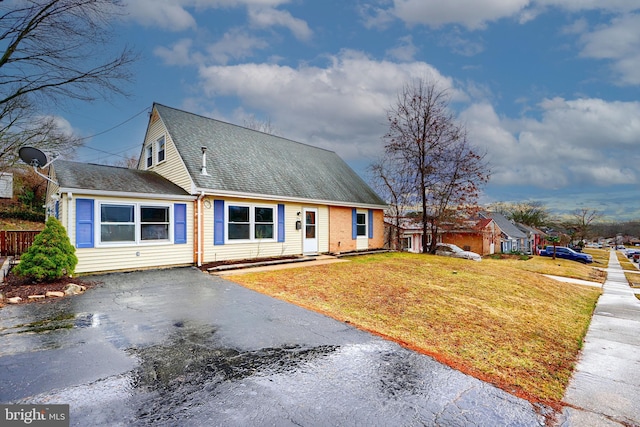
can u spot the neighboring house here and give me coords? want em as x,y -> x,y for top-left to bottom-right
383,216 -> 500,255
515,223 -> 545,255
384,217 -> 425,253
46,103 -> 387,274
441,217 -> 500,256
480,212 -> 527,253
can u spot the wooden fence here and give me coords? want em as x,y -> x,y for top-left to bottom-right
0,230 -> 40,257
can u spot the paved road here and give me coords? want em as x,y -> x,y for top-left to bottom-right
0,267 -> 547,426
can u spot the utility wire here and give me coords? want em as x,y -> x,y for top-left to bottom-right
77,106 -> 150,142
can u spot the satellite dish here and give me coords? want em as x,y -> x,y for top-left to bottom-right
19,146 -> 48,168
17,146 -> 58,186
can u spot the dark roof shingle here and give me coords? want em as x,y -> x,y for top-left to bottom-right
155,103 -> 386,206
53,160 -> 190,196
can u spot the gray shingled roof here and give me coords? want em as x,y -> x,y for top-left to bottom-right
483,212 -> 527,239
155,103 -> 386,206
53,160 -> 190,196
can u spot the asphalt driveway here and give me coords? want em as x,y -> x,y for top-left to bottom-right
0,267 -> 547,426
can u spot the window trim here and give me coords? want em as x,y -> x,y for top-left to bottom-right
225,202 -> 277,243
156,135 -> 166,164
95,201 -> 174,247
100,203 -> 135,243
356,211 -> 367,237
145,144 -> 153,169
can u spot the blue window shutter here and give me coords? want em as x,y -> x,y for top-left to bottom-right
368,209 -> 374,238
76,199 -> 94,248
174,203 -> 187,244
352,208 -> 357,240
277,204 -> 285,242
214,200 -> 224,245
55,200 -> 59,219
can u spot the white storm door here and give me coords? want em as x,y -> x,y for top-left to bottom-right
303,208 -> 318,254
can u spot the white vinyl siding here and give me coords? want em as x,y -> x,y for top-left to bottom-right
201,197 -> 329,263
142,114 -> 193,192
65,194 -> 193,274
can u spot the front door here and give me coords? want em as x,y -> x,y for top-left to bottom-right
303,208 -> 318,254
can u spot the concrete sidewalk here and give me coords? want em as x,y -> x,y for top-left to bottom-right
559,250 -> 640,426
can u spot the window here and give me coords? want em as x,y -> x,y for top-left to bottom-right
404,237 -> 412,250
99,202 -> 172,245
227,204 -> 275,241
156,136 -> 165,163
145,145 -> 153,168
228,205 -> 250,240
141,206 -> 169,240
356,213 -> 367,236
255,207 -> 274,239
101,204 -> 135,242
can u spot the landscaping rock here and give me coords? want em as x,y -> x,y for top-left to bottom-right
27,295 -> 45,300
64,283 -> 86,296
46,291 -> 65,298
7,296 -> 22,304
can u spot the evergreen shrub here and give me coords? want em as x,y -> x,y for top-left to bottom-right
13,217 -> 78,282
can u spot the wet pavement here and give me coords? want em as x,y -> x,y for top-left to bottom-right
0,267 -> 549,426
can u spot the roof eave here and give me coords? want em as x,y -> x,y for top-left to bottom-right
55,187 -> 196,201
194,187 -> 387,210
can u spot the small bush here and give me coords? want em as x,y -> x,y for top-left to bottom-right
0,207 -> 45,222
13,217 -> 78,282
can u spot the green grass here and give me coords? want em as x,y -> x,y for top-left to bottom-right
229,252 -> 601,405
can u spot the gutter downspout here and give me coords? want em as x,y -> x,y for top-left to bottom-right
196,191 -> 205,267
66,192 -> 73,243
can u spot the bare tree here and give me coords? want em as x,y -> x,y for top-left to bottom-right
381,78 -> 489,253
111,153 -> 139,169
565,208 -> 602,245
369,158 -> 413,250
243,114 -> 280,136
0,0 -> 136,170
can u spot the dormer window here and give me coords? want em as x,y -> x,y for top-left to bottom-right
157,136 -> 165,163
145,145 -> 153,168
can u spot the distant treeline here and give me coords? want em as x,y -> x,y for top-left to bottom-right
592,221 -> 640,240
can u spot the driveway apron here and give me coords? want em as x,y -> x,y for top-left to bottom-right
0,267 -> 547,426
559,250 -> 640,427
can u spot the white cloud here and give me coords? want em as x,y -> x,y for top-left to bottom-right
368,0 -> 640,30
385,36 -> 418,61
122,0 -> 298,31
154,39 -> 199,65
206,28 -> 269,64
124,0 -> 197,31
461,97 -> 640,189
196,51 -> 458,160
535,0 -> 640,14
439,30 -> 485,56
578,13 -> 640,85
382,0 -> 531,29
248,7 -> 312,41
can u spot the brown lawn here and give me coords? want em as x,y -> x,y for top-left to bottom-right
228,252 -> 602,406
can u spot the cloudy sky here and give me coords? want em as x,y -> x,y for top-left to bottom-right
55,0 -> 640,220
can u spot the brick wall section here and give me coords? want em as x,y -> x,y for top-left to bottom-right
441,230 -> 500,255
328,206 -> 384,253
370,209 -> 384,249
441,232 -> 484,254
